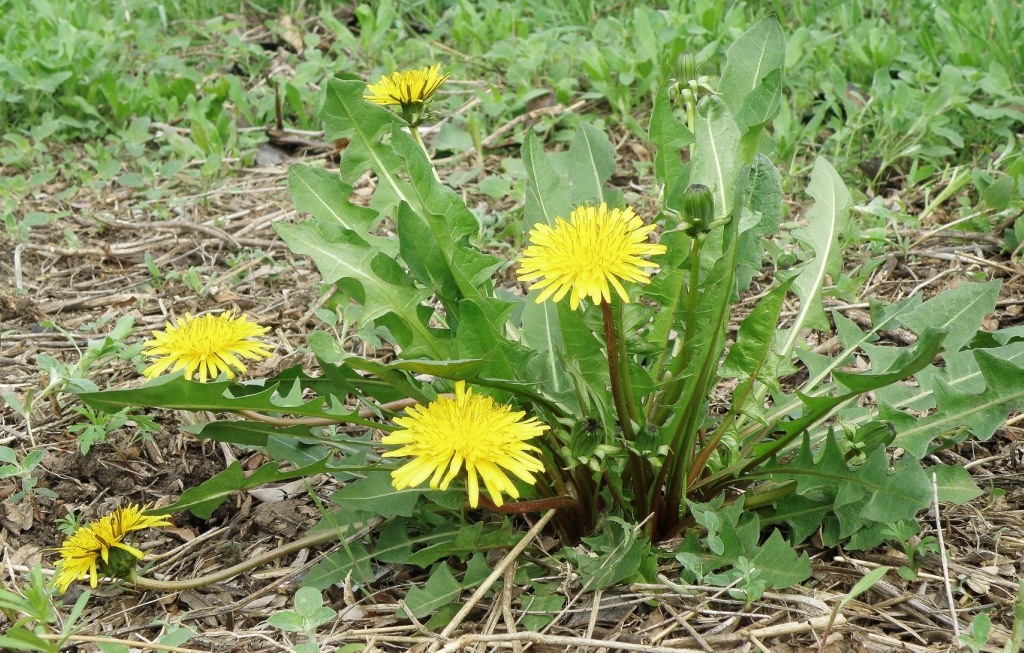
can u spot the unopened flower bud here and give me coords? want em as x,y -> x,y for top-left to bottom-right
570,417 -> 603,458
634,424 -> 660,454
675,53 -> 697,87
683,183 -> 715,233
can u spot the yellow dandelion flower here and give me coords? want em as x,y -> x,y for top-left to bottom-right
517,203 -> 667,310
142,312 -> 273,383
364,64 -> 448,107
381,381 -> 548,508
54,503 -> 171,593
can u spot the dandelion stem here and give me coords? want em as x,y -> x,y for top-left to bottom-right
612,299 -> 640,426
601,299 -> 635,441
651,235 -> 703,426
407,123 -> 442,182
602,299 -> 648,515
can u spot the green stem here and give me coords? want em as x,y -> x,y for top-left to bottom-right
601,469 -> 630,516
613,299 -> 640,425
650,235 -> 702,426
601,299 -> 635,441
601,299 -> 648,515
407,121 -> 442,183
685,375 -> 759,488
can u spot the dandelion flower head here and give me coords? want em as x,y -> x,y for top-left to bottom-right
54,503 -> 171,593
364,64 -> 448,107
142,312 -> 273,383
381,381 -> 547,508
517,203 -> 667,310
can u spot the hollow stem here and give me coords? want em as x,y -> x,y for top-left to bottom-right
602,299 -> 648,516
613,299 -> 640,425
601,299 -> 636,441
650,235 -> 703,426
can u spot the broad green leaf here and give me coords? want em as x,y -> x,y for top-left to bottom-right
305,520 -> 470,590
567,121 -> 616,206
155,458 -> 331,518
392,127 -> 503,295
766,432 -> 933,527
295,586 -> 335,623
156,625 -> 195,648
801,297 -> 923,394
520,298 -> 574,398
303,540 -> 376,588
648,86 -> 693,206
267,611 -> 306,632
423,604 -> 462,630
857,451 -> 932,522
402,562 -> 463,619
187,419 -> 306,448
0,629 -> 51,652
679,498 -> 761,570
783,157 -> 851,346
931,464 -> 983,504
276,220 -> 447,358
79,375 -> 357,422
372,522 -> 462,565
690,94 -> 741,222
766,494 -> 832,543
718,17 -> 785,130
771,431 -> 850,499
885,350 -> 1024,456
721,279 -> 792,382
408,521 -> 521,567
832,328 -> 946,393
397,200 -> 459,304
288,164 -> 379,243
736,154 -> 783,291
330,471 -> 427,518
520,583 -> 566,631
896,280 -> 1000,353
643,230 -> 694,352
267,434 -> 340,470
522,131 -> 572,227
364,357 -> 487,379
564,518 -> 655,590
877,340 -> 1024,413
454,298 -> 526,382
556,301 -> 612,418
749,529 -> 811,588
520,134 -> 575,398
321,79 -> 411,205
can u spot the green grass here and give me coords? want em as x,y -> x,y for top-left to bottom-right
2,0 -> 1022,242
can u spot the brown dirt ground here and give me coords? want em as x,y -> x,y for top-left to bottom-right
4,128 -> 1024,653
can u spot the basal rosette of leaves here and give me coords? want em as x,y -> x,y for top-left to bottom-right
76,18 -> 1015,615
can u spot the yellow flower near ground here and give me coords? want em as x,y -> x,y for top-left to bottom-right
381,381 -> 547,508
517,203 -> 667,310
54,503 -> 171,593
142,312 -> 273,383
364,64 -> 449,107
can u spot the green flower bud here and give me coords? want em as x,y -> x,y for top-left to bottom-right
675,53 -> 698,87
683,183 -> 715,234
634,424 -> 660,454
98,545 -> 140,581
851,420 -> 896,451
570,417 -> 603,458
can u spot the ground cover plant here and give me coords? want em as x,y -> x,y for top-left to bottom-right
3,1 -> 1024,651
